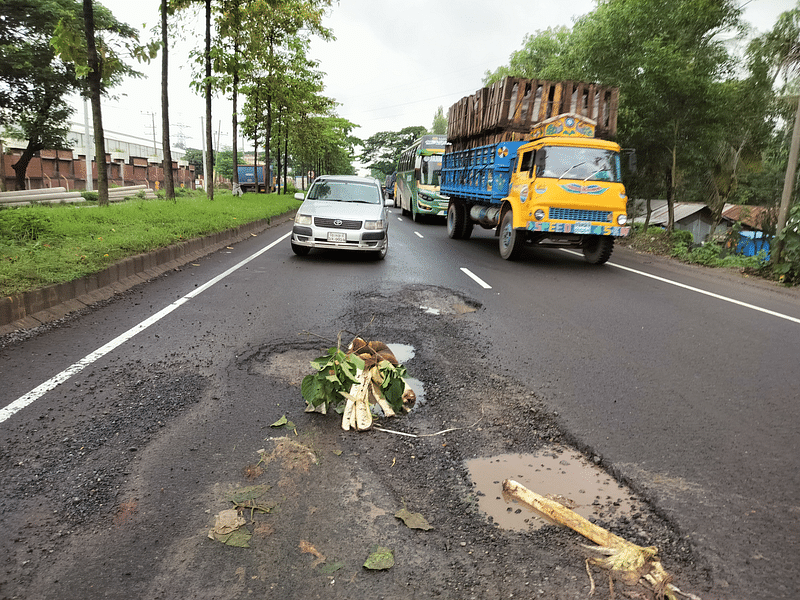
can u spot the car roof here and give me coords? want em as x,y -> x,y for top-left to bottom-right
314,175 -> 380,186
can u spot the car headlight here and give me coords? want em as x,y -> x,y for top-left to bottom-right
295,213 -> 312,225
364,220 -> 384,230
534,209 -> 545,221
617,214 -> 628,226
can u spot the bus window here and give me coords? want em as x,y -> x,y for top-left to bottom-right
420,155 -> 442,186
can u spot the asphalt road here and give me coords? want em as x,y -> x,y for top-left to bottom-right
1,207 -> 799,599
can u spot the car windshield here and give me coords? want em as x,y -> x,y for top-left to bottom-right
307,180 -> 380,204
538,146 -> 621,182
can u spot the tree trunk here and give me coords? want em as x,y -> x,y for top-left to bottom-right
231,0 -> 240,194
12,141 -> 44,190
204,0 -> 214,200
283,122 -> 289,195
83,0 -> 108,206
161,0 -> 175,200
774,91 -> 800,264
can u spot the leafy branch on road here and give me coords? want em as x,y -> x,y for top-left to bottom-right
301,336 -> 416,431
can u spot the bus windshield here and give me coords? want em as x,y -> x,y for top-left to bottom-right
420,155 -> 442,186
538,146 -> 621,183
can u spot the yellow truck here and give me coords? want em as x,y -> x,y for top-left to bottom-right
441,78 -> 631,263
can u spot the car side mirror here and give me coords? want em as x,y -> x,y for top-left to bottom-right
294,192 -> 305,201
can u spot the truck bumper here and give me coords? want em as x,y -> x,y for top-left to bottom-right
526,222 -> 630,237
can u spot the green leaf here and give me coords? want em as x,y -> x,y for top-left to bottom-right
226,484 -> 271,504
363,545 -> 394,570
271,415 -> 288,427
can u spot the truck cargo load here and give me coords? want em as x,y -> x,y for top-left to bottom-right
447,78 -> 619,152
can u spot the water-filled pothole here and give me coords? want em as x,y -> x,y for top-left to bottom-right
387,343 -> 424,407
466,447 -> 644,531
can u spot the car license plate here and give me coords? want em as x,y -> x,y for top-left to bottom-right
327,232 -> 346,242
573,221 -> 592,234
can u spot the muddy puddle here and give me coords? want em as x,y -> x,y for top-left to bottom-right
466,447 -> 644,532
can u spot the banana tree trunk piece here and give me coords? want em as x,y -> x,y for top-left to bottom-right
502,479 -> 692,600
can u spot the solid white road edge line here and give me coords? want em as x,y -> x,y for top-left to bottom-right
461,267 -> 492,289
0,231 -> 292,424
562,249 -> 800,326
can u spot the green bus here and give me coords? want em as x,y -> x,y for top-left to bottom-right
395,134 -> 448,221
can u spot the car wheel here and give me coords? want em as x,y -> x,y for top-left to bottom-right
499,209 -> 524,260
372,237 -> 388,260
582,235 -> 614,264
291,242 -> 310,256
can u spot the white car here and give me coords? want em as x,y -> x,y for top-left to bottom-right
291,175 -> 389,259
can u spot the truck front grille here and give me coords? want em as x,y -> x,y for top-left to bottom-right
549,208 -> 612,223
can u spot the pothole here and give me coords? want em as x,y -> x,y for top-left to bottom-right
466,447 -> 645,532
250,343 -> 425,407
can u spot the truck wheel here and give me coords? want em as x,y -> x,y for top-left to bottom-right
582,235 -> 614,264
447,201 -> 465,239
499,209 -> 524,260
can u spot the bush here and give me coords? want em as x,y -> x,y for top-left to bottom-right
773,203 -> 800,283
0,209 -> 53,241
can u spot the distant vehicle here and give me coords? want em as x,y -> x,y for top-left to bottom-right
383,173 -> 396,201
395,135 -> 448,221
237,166 -> 273,193
291,175 -> 389,260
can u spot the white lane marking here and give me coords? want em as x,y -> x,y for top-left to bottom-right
414,232 -> 424,238
1,232 -> 292,424
562,249 -> 800,325
461,267 -> 492,289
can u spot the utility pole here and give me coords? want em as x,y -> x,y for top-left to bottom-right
142,111 -> 158,158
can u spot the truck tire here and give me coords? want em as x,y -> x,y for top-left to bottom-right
447,201 -> 465,239
582,235 -> 614,264
499,209 -> 524,260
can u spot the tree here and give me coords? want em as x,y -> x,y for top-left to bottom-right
483,26 -> 573,85
161,0 -> 176,200
214,146 -> 243,179
753,6 -> 800,264
431,106 -> 447,135
565,0 -> 743,232
0,0 -> 79,190
52,1 -> 158,205
359,126 -> 427,177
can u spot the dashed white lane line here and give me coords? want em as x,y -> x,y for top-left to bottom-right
1,232 -> 292,424
414,232 -> 424,238
461,267 -> 492,289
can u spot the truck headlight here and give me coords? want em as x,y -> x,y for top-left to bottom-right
364,220 -> 384,230
617,214 -> 628,226
534,209 -> 545,221
295,214 -> 312,225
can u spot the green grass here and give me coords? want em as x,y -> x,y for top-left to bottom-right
0,189 -> 301,296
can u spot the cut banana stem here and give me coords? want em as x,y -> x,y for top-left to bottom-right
372,382 -> 396,417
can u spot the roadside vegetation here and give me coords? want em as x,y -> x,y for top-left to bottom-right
0,189 -> 301,297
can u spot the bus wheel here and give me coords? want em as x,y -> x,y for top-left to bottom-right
499,209 -> 524,260
582,235 -> 614,264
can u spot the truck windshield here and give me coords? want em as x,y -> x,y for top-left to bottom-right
539,146 -> 621,183
420,155 -> 442,186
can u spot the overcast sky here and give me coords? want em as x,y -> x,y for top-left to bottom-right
78,0 -> 797,158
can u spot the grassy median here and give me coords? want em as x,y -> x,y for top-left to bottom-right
0,189 -> 301,297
